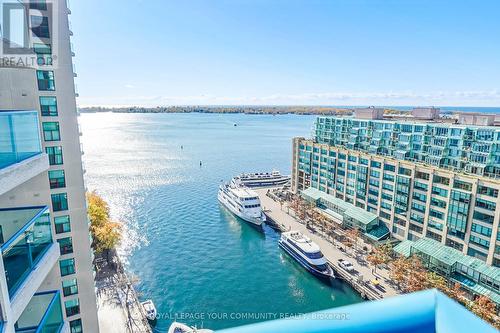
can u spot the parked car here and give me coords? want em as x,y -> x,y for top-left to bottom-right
337,259 -> 355,273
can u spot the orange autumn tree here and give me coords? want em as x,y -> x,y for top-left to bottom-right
469,296 -> 500,329
87,191 -> 122,262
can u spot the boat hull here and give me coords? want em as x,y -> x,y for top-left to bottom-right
218,191 -> 265,227
279,239 -> 334,281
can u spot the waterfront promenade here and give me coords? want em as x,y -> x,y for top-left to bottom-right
95,255 -> 152,333
256,188 -> 399,300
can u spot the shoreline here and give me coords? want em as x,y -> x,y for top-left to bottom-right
95,250 -> 153,333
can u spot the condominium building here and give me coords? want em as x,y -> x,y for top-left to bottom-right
292,115 -> 500,303
0,1 -> 98,332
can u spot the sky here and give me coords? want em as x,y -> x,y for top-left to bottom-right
70,0 -> 500,107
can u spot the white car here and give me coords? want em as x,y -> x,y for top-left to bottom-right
338,259 -> 355,272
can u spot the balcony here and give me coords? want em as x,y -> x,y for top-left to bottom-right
0,111 -> 49,196
15,291 -> 66,333
216,290 -> 495,333
0,206 -> 60,319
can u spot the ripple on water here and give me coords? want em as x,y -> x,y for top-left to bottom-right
81,113 -> 363,330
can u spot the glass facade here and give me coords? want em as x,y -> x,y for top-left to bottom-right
0,207 -> 54,297
48,170 -> 66,189
46,146 -> 63,165
62,278 -> 78,297
42,122 -> 61,141
15,291 -> 64,333
40,96 -> 58,117
0,111 -> 43,169
295,133 -> 500,267
313,117 -> 500,178
36,70 -> 55,91
54,215 -> 71,234
51,193 -> 69,212
60,258 -> 76,276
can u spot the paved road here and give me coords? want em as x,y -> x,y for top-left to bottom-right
256,188 -> 400,299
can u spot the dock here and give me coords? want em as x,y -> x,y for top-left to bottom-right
257,188 -> 400,301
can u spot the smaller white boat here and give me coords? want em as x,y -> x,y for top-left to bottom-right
140,300 -> 157,321
168,322 -> 213,333
279,231 -> 335,280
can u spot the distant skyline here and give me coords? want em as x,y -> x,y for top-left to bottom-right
71,0 -> 500,107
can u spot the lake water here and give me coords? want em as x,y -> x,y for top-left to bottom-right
80,113 -> 362,331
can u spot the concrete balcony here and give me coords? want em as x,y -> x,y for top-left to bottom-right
0,111 -> 48,196
0,206 -> 60,321
216,290 -> 496,333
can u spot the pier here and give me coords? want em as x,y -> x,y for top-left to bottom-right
256,188 -> 400,301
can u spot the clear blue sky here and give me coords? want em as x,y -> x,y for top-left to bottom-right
70,0 -> 500,107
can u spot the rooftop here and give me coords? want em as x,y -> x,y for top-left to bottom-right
394,238 -> 500,281
316,115 -> 500,131
301,187 -> 377,225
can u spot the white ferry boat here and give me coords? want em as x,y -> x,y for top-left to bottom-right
218,180 -> 266,227
233,170 -> 290,188
279,231 -> 335,280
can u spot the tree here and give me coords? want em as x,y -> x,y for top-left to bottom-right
87,191 -> 110,228
389,256 -> 410,290
86,191 -> 123,263
424,271 -> 447,292
367,244 -> 392,274
445,283 -> 466,305
345,228 -> 361,253
405,256 -> 428,293
469,296 -> 500,329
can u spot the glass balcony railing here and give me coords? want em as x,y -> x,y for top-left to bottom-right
0,206 -> 55,298
0,111 -> 43,169
15,290 -> 65,333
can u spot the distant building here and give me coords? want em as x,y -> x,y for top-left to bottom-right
354,107 -> 385,120
412,107 -> 440,120
458,113 -> 495,126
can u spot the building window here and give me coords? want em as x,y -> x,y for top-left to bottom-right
57,237 -> 73,255
48,170 -> 66,189
65,298 -> 80,317
31,15 -> 50,38
453,179 -> 473,191
433,175 -> 450,186
42,122 -> 60,141
40,96 -> 58,116
54,215 -> 71,234
46,146 -> 63,165
60,258 -> 76,276
36,70 -> 55,91
62,278 -> 79,297
70,319 -> 83,333
477,185 -> 499,198
29,1 -> 47,10
33,43 -> 52,66
51,193 -> 68,212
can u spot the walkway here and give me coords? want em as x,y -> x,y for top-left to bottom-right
96,254 -> 152,333
256,188 -> 400,299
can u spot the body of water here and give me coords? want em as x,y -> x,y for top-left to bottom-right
80,113 -> 362,331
